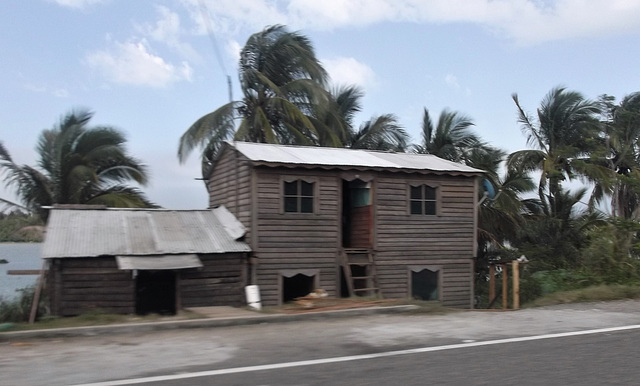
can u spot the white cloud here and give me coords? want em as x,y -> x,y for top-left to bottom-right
53,89 -> 70,98
23,83 -> 69,98
444,74 -> 460,90
226,40 -> 242,64
85,39 -> 193,88
136,5 -> 200,62
181,0 -> 287,36
24,83 -> 47,93
195,0 -> 640,45
444,73 -> 472,96
322,57 -> 376,90
49,0 -> 106,9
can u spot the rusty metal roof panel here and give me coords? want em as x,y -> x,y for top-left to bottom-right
228,141 -> 483,174
42,206 -> 250,259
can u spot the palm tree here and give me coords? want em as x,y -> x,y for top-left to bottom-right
592,92 -> 640,218
413,108 -> 483,162
514,186 -> 605,270
179,25 -> 331,178
345,114 -> 409,151
0,110 -> 156,221
469,144 -> 536,264
507,87 -> 601,216
315,85 -> 409,151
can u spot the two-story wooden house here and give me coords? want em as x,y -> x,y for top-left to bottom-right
209,141 -> 484,308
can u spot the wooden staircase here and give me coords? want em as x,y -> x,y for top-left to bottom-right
340,248 -> 381,297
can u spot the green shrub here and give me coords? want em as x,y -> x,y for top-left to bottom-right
529,284 -> 640,307
0,286 -> 48,323
532,269 -> 600,294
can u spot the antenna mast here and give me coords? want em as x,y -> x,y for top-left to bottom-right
198,0 -> 232,103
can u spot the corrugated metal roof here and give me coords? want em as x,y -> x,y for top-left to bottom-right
42,206 -> 251,259
227,141 -> 484,175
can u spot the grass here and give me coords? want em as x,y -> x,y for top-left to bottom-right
525,284 -> 640,308
1,309 -> 206,332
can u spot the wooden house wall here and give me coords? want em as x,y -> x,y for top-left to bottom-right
47,257 -> 135,316
374,174 -> 476,307
253,168 -> 340,306
179,253 -> 247,307
208,148 -> 253,239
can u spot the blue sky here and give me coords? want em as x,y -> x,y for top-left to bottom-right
2,0 -> 640,209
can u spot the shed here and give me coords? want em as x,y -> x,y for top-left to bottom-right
42,206 -> 251,316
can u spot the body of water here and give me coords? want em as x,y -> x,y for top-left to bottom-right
0,243 -> 43,300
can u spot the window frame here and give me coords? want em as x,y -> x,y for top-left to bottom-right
281,176 -> 318,214
407,182 -> 440,216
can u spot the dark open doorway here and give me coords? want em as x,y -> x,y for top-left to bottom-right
136,270 -> 176,315
282,273 -> 315,303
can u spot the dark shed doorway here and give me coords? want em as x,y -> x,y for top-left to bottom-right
136,270 -> 176,315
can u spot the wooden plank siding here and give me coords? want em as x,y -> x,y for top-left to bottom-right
208,148 -> 253,241
374,174 -> 476,307
48,257 -> 135,316
253,168 -> 340,305
179,253 -> 247,307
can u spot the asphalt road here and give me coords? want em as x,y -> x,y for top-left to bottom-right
2,300 -> 640,385
143,329 -> 640,386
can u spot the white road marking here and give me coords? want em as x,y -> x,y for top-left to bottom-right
75,324 -> 640,386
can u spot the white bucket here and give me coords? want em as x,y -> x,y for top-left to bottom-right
245,285 -> 262,310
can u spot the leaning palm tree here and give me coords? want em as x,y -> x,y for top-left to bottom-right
0,110 -> 156,221
413,108 -> 483,162
179,25 -> 331,178
507,87 -> 601,216
313,84 -> 361,148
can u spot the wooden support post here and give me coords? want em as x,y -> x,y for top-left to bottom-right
502,265 -> 508,310
29,260 -> 47,324
512,260 -> 520,310
175,270 -> 182,313
489,264 -> 495,304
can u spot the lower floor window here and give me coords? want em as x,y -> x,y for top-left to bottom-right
281,269 -> 319,303
411,268 -> 439,301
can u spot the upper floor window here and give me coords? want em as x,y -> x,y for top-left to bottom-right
410,185 -> 437,215
284,180 -> 314,213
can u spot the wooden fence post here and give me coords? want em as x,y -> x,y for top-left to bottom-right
502,265 -> 508,310
489,264 -> 495,304
512,260 -> 520,310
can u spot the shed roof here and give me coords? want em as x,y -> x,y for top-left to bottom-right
225,141 -> 484,176
42,206 -> 251,259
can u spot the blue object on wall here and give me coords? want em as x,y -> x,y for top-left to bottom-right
482,179 -> 496,199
